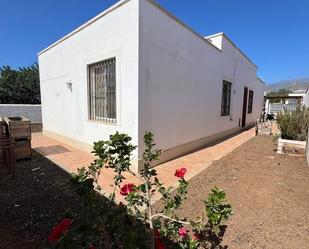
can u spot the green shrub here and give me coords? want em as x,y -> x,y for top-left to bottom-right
277,105 -> 309,141
204,187 -> 232,231
47,132 -> 233,249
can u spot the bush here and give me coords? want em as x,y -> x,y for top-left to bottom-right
277,105 -> 309,141
47,132 -> 232,249
0,64 -> 40,104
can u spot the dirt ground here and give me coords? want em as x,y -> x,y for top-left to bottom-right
1,136 -> 309,248
158,136 -> 309,249
0,152 -> 85,249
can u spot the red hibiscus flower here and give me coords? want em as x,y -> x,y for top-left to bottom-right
88,245 -> 96,249
174,168 -> 187,178
48,218 -> 72,242
178,227 -> 187,238
120,183 -> 135,196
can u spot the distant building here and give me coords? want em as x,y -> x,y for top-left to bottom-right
265,88 -> 309,115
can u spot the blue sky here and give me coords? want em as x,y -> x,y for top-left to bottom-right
0,0 -> 308,84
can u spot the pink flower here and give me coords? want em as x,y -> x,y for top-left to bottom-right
48,218 -> 72,242
174,168 -> 187,178
178,227 -> 187,238
120,183 -> 135,196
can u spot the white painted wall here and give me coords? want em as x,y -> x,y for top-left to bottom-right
206,34 -> 223,50
0,104 -> 42,123
39,0 -> 265,170
38,0 -> 139,162
138,0 -> 264,155
302,92 -> 309,107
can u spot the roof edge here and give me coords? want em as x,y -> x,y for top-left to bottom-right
37,0 -> 258,72
37,0 -> 130,56
205,32 -> 257,69
222,33 -> 258,69
257,76 -> 266,85
145,0 -> 222,53
204,32 -> 224,40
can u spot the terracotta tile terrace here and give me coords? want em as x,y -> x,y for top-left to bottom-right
32,128 -> 255,202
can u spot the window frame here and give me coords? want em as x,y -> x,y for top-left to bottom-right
221,80 -> 232,116
87,57 -> 117,123
248,90 -> 254,114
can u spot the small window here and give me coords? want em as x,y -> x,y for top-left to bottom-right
221,80 -> 232,116
88,58 -> 116,123
248,90 -> 254,113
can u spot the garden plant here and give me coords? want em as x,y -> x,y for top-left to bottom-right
47,132 -> 232,249
277,105 -> 309,141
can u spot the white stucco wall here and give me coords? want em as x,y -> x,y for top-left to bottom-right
0,104 -> 42,123
302,91 -> 309,107
38,0 -> 139,160
206,34 -> 223,50
39,0 -> 264,170
138,0 -> 264,155
220,37 -> 265,125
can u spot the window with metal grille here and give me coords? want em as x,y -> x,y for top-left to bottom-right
248,90 -> 254,113
221,80 -> 231,116
88,58 -> 116,123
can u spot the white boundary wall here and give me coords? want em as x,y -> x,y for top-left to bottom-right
0,104 -> 42,123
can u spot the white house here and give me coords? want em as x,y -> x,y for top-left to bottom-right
287,89 -> 309,106
265,88 -> 309,115
38,0 -> 265,172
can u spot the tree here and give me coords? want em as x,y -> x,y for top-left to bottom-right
0,63 -> 40,104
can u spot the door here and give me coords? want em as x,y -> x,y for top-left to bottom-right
242,87 -> 248,127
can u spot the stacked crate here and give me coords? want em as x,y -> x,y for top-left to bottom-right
4,117 -> 32,160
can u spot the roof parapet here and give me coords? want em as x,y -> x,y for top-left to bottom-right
205,32 -> 257,69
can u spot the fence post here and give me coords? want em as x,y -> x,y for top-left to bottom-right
265,99 -> 269,115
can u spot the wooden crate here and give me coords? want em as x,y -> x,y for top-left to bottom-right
3,116 -> 31,140
0,117 -> 6,137
3,116 -> 32,160
15,140 -> 32,160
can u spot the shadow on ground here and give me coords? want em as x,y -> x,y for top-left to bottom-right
0,150 -> 231,249
0,151 -> 150,248
0,151 -> 87,248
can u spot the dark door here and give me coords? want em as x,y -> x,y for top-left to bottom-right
242,87 -> 248,127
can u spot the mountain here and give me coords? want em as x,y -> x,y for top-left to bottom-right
265,78 -> 309,92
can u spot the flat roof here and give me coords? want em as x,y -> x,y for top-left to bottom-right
38,0 -> 258,71
265,95 -> 303,99
38,0 -> 130,55
39,0 -> 223,56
